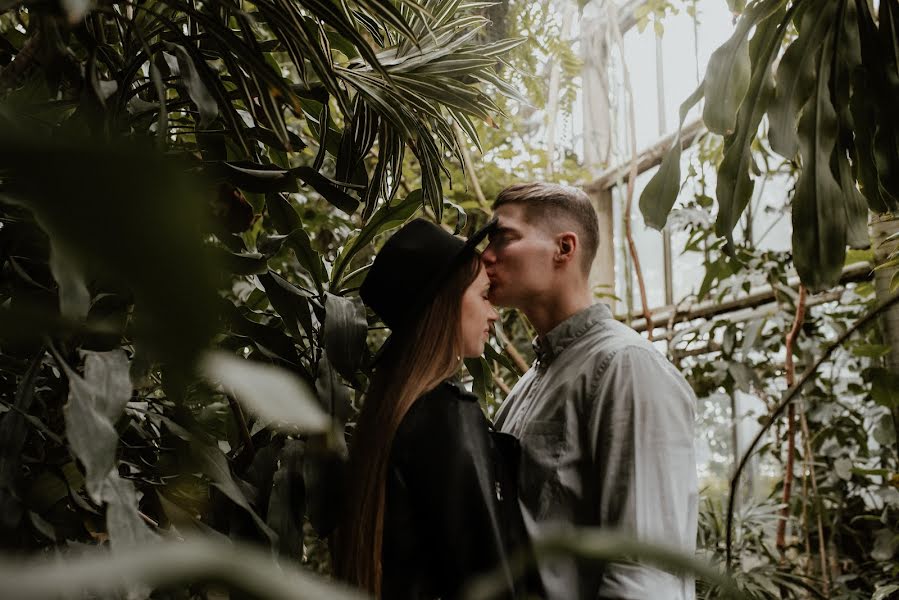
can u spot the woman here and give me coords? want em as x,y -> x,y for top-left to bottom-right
333,218 -> 535,599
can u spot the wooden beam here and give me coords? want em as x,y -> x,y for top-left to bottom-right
584,118 -> 706,193
669,289 -> 844,355
620,261 -> 873,334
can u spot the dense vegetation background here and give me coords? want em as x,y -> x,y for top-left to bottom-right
0,0 -> 897,598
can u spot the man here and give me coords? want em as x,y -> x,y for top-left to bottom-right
482,182 -> 698,599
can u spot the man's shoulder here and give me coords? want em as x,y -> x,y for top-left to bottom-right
569,320 -> 690,394
572,317 -> 655,364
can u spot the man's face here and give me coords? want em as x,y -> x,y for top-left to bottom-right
481,204 -> 557,308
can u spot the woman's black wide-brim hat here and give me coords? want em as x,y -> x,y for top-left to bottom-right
360,217 -> 497,337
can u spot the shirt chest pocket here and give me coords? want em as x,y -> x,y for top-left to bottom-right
521,420 -> 567,463
519,419 -> 584,519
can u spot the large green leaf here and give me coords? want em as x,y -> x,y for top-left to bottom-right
214,249 -> 269,275
0,537 -> 366,600
294,166 -> 361,215
835,147 -> 871,249
869,367 -> 899,408
261,228 -> 329,294
216,163 -> 360,213
321,293 -> 368,380
768,1 -> 835,158
639,82 -> 705,230
220,299 -> 302,365
102,475 -> 159,553
463,357 -> 491,403
58,349 -> 131,501
47,241 -> 90,321
715,4 -> 794,242
54,349 -> 158,558
315,351 -> 352,423
831,0 -> 869,248
285,228 -> 329,293
193,443 -> 276,543
266,439 -> 306,558
337,95 -> 379,185
873,0 -> 899,203
164,42 -> 219,127
266,193 -> 303,234
200,351 -> 329,433
852,0 -> 894,212
791,24 -> 846,291
701,1 -> 759,134
218,162 -> 298,193
257,271 -> 314,341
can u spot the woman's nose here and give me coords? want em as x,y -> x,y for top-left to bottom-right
488,307 -> 499,322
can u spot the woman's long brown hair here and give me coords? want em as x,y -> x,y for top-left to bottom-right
332,251 -> 482,596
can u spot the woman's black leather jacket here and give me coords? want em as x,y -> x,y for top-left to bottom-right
381,379 -> 538,600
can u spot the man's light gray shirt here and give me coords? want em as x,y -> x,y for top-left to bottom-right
495,303 -> 698,600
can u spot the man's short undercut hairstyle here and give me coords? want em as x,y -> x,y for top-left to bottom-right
493,182 -> 600,275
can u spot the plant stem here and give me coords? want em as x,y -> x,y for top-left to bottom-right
493,373 -> 511,395
799,405 -> 830,595
800,413 -> 812,577
776,285 -> 807,554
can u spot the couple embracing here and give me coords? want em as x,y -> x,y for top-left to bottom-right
333,183 -> 698,600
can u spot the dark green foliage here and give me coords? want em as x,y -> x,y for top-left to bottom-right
640,0 -> 899,291
0,0 -> 515,595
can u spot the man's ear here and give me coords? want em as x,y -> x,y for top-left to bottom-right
555,232 -> 578,265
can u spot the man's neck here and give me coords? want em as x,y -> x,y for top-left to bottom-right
522,288 -> 593,337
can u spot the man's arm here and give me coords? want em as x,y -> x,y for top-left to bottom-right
587,345 -> 699,599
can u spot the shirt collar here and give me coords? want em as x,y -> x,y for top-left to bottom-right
532,303 -> 612,365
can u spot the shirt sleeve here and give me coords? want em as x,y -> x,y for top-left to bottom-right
586,346 -> 698,599
395,392 -> 517,599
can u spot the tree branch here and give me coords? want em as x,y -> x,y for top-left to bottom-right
776,285 -> 807,554
504,341 -> 530,374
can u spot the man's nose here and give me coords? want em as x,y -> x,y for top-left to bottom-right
481,244 -> 496,266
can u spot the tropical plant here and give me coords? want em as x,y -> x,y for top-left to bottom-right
0,0 -> 523,596
657,87 -> 899,597
3,1 -> 898,598
640,0 -> 898,292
